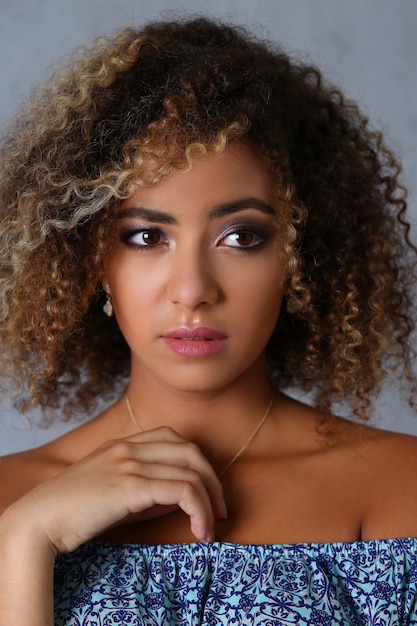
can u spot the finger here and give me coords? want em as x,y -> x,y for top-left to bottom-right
127,476 -> 215,543
125,440 -> 227,520
126,463 -> 216,528
122,426 -> 187,444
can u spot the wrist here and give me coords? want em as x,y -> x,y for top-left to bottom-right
0,502 -> 58,561
0,506 -> 56,626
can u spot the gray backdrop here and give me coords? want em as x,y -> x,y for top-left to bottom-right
1,0 -> 416,454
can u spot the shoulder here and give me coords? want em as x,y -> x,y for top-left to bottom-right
277,394 -> 417,540
356,428 -> 417,540
356,425 -> 417,493
318,411 -> 417,485
333,416 -> 417,472
331,419 -> 417,540
0,443 -> 67,514
272,392 -> 417,463
0,409 -> 116,515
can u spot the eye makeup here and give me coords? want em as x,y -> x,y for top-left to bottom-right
118,217 -> 274,253
216,220 -> 273,251
115,198 -> 279,254
119,227 -> 166,250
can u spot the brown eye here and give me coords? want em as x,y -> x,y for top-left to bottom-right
140,230 -> 161,245
233,232 -> 255,246
128,229 -> 164,247
222,230 -> 264,249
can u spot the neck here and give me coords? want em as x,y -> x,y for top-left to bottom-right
123,358 -> 275,468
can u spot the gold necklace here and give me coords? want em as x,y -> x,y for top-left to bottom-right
124,390 -> 275,477
125,394 -> 143,432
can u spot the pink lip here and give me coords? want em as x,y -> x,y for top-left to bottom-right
163,327 -> 227,357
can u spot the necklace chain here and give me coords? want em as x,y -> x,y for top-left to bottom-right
218,390 -> 275,477
125,395 -> 143,432
124,390 -> 275,478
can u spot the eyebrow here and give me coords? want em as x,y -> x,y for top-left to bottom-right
116,197 -> 277,224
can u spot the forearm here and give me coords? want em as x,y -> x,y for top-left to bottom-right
0,507 -> 56,626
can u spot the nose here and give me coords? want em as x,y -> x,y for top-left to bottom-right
167,244 -> 220,309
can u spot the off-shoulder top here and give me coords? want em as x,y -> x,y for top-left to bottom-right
54,538 -> 417,625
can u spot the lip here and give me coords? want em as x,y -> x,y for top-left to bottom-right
163,327 -> 227,357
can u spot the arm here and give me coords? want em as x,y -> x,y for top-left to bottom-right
0,427 -> 226,625
0,508 -> 56,625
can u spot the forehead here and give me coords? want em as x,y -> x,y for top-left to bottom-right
119,142 -> 277,212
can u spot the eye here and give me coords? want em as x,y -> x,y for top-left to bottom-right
221,228 -> 267,249
124,228 -> 165,248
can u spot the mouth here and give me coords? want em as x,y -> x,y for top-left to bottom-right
164,327 -> 226,340
162,327 -> 227,357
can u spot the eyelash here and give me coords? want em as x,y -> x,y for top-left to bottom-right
120,225 -> 270,252
219,226 -> 269,250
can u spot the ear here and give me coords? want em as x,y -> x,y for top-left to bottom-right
100,263 -> 110,294
102,281 -> 111,295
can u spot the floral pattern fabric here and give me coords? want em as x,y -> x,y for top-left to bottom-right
54,538 -> 417,625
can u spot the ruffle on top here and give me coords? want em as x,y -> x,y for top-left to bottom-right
54,538 -> 417,625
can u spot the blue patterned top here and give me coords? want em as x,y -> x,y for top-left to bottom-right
54,538 -> 417,625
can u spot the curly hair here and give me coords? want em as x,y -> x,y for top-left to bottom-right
0,17 -> 416,421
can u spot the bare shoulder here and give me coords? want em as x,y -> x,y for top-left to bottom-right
0,440 -> 69,514
326,415 -> 417,539
331,413 -> 417,468
316,408 -> 417,481
0,418 -> 81,503
275,395 -> 417,540
354,426 -> 417,540
354,423 -> 417,487
0,407 -> 118,515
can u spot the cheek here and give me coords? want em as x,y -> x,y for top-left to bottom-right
229,263 -> 285,329
106,263 -> 158,328
250,288 -> 283,333
108,254 -> 163,300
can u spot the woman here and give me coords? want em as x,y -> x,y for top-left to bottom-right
1,17 -> 417,625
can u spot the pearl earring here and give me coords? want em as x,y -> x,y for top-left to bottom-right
103,293 -> 113,317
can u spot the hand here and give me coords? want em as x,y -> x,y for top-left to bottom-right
5,427 -> 226,553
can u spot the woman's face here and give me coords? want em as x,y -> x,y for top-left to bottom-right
103,142 -> 287,394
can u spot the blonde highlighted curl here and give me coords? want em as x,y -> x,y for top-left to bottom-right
0,17 -> 416,421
